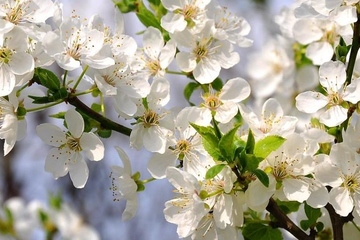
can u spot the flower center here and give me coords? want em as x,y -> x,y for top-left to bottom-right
66,134 -> 82,152
327,92 -> 343,107
193,40 -> 210,62
0,48 -> 13,64
343,173 -> 360,194
182,4 -> 199,22
5,1 -> 27,25
103,75 -> 116,87
145,59 -> 161,76
140,110 -> 160,128
202,91 -> 221,111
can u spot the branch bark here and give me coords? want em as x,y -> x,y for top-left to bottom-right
266,198 -> 314,240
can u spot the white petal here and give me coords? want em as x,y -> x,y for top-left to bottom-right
143,127 -> 168,153
114,146 -> 132,173
65,109 -> 84,138
147,150 -> 177,179
295,91 -> 328,113
319,61 -> 346,91
343,78 -> 360,103
314,159 -> 342,187
306,42 -> 334,65
0,64 -> 15,96
143,27 -> 164,59
36,123 -> 66,147
329,187 -> 353,216
159,39 -> 176,69
193,58 -> 221,84
44,147 -> 70,178
219,77 -> 250,102
80,132 -> 104,161
9,52 -> 34,75
68,154 -> 89,188
283,178 -> 310,202
122,197 -> 138,221
320,105 -> 347,127
161,13 -> 186,33
176,52 -> 196,72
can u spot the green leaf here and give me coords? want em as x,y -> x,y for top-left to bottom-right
316,222 -> 324,232
91,103 -> 102,113
33,67 -> 60,92
49,111 -> 66,119
251,169 -> 269,187
218,124 -> 240,162
190,123 -> 222,160
205,164 -> 226,179
254,135 -> 285,159
113,0 -> 137,13
136,0 -> 162,29
242,223 -> 283,240
304,202 -> 321,225
184,82 -> 199,106
275,200 -> 301,214
240,150 -> 263,171
246,129 -> 255,154
211,77 -> 223,91
97,128 -> 112,138
300,219 -> 311,231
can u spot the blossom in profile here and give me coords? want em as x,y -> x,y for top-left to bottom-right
110,147 -> 138,221
36,109 -> 104,188
0,92 -> 27,156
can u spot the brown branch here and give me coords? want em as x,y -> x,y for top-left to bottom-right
67,96 -> 132,137
266,198 -> 314,240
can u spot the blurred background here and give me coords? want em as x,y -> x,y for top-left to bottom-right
0,0 -> 294,239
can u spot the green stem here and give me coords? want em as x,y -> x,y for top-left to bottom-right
166,70 -> 187,76
71,88 -> 96,97
142,177 -> 156,184
26,99 -> 64,113
67,95 -> 132,136
352,220 -> 360,232
62,70 -> 68,87
72,65 -> 89,91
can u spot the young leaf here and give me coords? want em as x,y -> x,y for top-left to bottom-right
240,150 -> 263,171
304,202 -> 321,225
33,67 -> 60,92
245,129 -> 255,154
113,0 -> 137,13
219,124 -> 241,162
211,77 -> 223,91
242,223 -> 282,240
190,123 -> 222,160
205,164 -> 226,179
184,82 -> 199,106
254,135 -> 285,159
275,200 -> 301,214
136,0 -> 162,29
91,103 -> 102,113
251,169 -> 269,187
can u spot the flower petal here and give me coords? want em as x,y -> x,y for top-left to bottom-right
80,132 -> 104,161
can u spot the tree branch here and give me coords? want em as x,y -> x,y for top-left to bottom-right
266,198 -> 314,240
67,96 -> 132,137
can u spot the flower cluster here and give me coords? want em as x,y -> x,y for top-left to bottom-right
2,0 -> 360,239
